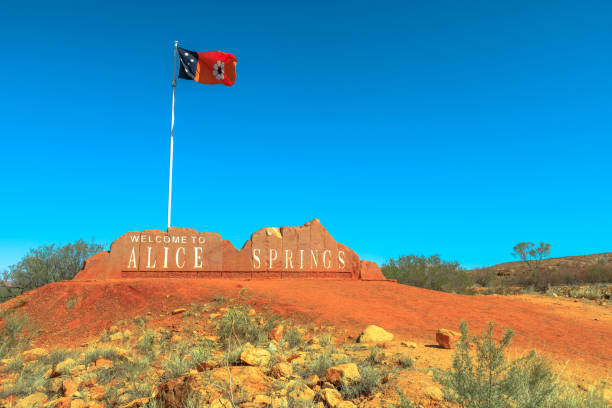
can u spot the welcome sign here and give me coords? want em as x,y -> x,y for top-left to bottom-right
74,219 -> 385,281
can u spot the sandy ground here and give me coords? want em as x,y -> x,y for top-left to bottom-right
1,279 -> 610,385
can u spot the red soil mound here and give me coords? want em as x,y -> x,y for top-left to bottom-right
1,279 -> 609,379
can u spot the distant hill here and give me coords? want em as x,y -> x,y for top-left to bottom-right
481,252 -> 612,280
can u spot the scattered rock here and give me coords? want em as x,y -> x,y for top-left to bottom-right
358,325 -> 394,344
269,324 -> 284,341
325,363 -> 360,386
320,388 -> 343,408
62,379 -> 78,397
210,398 -> 232,408
22,348 -> 48,362
172,308 -> 187,315
118,398 -> 149,408
424,385 -> 444,401
400,341 -> 417,349
270,362 -> 293,378
436,329 -> 460,349
55,358 -> 76,375
240,347 -> 271,367
15,393 -> 48,408
95,358 -> 113,368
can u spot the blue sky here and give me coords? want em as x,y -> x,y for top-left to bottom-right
1,1 -> 611,271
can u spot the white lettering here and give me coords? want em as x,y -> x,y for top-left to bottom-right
269,249 -> 278,268
172,236 -> 180,244
163,235 -> 171,244
155,235 -> 162,243
194,247 -> 203,268
300,249 -> 305,269
338,250 -> 345,269
181,236 -> 187,244
198,236 -> 206,244
176,247 -> 186,268
323,250 -> 332,269
130,235 -> 140,243
311,249 -> 319,268
253,248 -> 261,269
127,247 -> 137,268
146,247 -> 156,268
163,247 -> 169,268
285,249 -> 294,269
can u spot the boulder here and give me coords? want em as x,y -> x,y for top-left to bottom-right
95,358 -> 113,368
55,358 -> 76,375
22,348 -> 48,362
15,393 -> 48,408
325,363 -> 360,386
269,324 -> 284,342
358,325 -> 394,344
240,348 -> 271,367
210,398 -> 232,408
436,329 -> 460,349
320,388 -> 343,408
62,379 -> 79,397
270,362 -> 292,378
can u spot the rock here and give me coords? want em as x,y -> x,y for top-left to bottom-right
251,394 -> 272,407
325,363 -> 360,386
210,398 -> 232,408
209,366 -> 270,396
270,324 -> 284,341
95,358 -> 113,368
22,348 -> 48,362
70,400 -> 85,408
424,386 -> 444,401
118,398 -> 149,408
320,388 -> 343,408
110,332 -> 124,342
69,364 -> 86,376
271,397 -> 288,408
240,348 -> 271,367
287,352 -> 306,364
305,374 -> 320,388
337,402 -> 356,408
287,380 -> 316,403
358,325 -> 394,344
172,308 -> 187,315
270,362 -> 292,378
62,380 -> 79,397
436,329 -> 460,349
55,358 -> 76,375
15,393 -> 48,408
400,341 -> 417,348
46,396 -> 71,408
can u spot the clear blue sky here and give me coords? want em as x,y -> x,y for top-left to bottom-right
1,1 -> 611,271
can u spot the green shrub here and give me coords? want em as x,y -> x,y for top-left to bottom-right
340,365 -> 385,399
4,239 -> 105,293
0,313 -> 31,359
382,255 -> 474,294
284,327 -> 304,349
437,321 -> 609,408
217,305 -> 279,349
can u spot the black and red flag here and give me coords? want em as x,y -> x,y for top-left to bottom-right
177,47 -> 237,86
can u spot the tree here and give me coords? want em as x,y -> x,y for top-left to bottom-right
4,239 -> 105,293
511,242 -> 551,287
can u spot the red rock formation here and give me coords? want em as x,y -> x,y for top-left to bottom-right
73,219 -> 384,281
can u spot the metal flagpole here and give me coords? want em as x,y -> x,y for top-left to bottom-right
167,40 -> 178,230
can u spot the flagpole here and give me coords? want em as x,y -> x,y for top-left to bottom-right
167,40 -> 178,230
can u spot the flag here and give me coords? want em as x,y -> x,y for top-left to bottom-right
177,47 -> 237,86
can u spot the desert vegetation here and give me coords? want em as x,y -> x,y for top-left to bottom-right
0,292 -> 608,408
1,239 -> 104,301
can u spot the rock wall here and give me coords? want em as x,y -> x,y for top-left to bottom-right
74,219 -> 386,281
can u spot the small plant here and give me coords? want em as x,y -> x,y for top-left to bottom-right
395,388 -> 419,408
65,297 -> 77,309
363,346 -> 382,367
398,355 -> 414,369
341,364 -> 385,399
284,327 -> 304,349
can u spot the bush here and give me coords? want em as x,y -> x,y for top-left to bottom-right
382,255 -> 474,294
437,321 -> 609,408
217,305 -> 279,349
3,239 -> 105,293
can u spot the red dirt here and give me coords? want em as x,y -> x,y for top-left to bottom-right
1,279 -> 610,381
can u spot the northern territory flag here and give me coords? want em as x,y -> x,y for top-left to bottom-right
177,47 -> 237,86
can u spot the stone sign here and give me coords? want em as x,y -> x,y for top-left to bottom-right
74,219 -> 385,281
